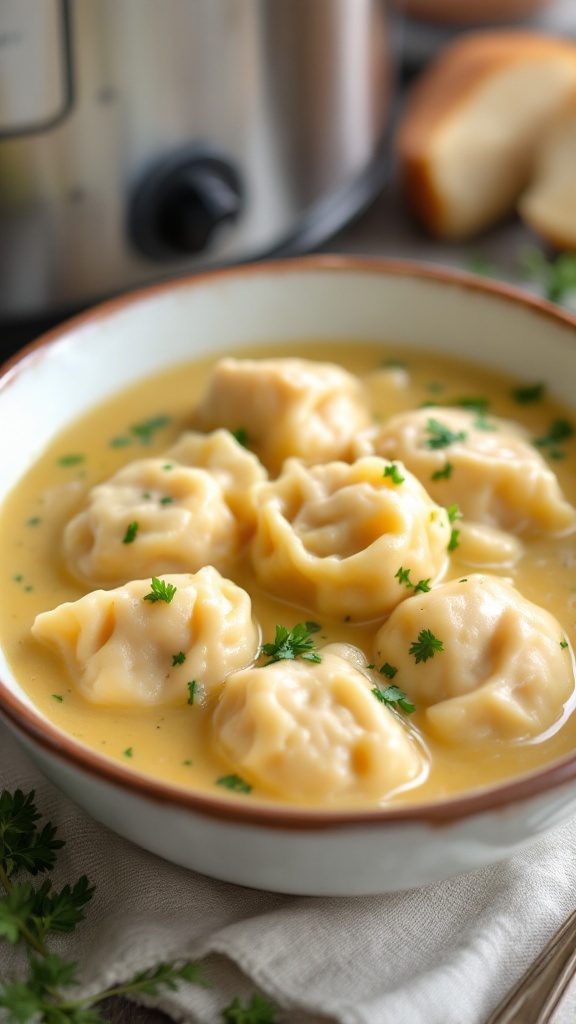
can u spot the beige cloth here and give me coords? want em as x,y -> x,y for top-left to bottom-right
1,720 -> 576,1024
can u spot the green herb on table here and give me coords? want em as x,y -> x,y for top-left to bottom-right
519,246 -> 576,304
0,789 -> 206,1024
216,775 -> 252,795
383,463 -> 405,485
409,629 -> 444,664
261,622 -> 322,665
122,521 -> 139,545
372,684 -> 416,715
424,419 -> 466,450
222,992 -> 277,1023
143,577 -> 177,604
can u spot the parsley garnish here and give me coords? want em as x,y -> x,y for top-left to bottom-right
424,419 -> 466,449
409,629 -> 444,663
533,419 -> 574,450
231,427 -> 250,448
512,382 -> 545,404
26,517 -> 42,527
372,684 -> 416,714
57,453 -> 85,467
51,694 -> 63,703
261,622 -> 322,665
187,681 -> 196,705
448,530 -> 461,552
414,578 -> 431,594
381,358 -> 407,369
220,991 -> 276,1024
143,577 -> 177,604
159,495 -> 174,505
383,463 -> 405,485
561,639 -> 569,649
431,462 -> 453,481
379,663 -> 398,679
122,521 -> 139,545
216,775 -> 252,794
0,789 -> 219,1022
222,993 -> 277,1023
447,504 -> 462,524
172,652 -> 186,666
130,414 -> 171,445
123,747 -> 133,758
395,567 -> 412,587
453,396 -> 490,414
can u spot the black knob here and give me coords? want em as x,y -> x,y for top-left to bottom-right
130,151 -> 243,262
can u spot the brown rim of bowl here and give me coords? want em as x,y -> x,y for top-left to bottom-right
2,253 -> 576,832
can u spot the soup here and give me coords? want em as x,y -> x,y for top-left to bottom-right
1,340 -> 575,808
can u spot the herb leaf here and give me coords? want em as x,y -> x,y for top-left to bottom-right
383,463 -> 405,485
431,462 -> 453,481
222,992 -> 277,1023
187,681 -> 197,705
372,685 -> 416,715
379,663 -> 398,679
409,629 -> 444,663
216,775 -> 252,794
122,521 -> 139,545
395,567 -> 412,588
424,419 -> 466,450
231,427 -> 250,448
512,382 -> 545,404
143,577 -> 177,604
261,623 -> 322,665
172,652 -> 186,666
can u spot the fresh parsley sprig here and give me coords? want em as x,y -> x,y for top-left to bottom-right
409,629 -> 444,663
261,622 -> 322,665
424,418 -> 467,450
372,685 -> 416,715
0,790 -> 207,1024
143,577 -> 177,604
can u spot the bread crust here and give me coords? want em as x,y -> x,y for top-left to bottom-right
396,32 -> 576,237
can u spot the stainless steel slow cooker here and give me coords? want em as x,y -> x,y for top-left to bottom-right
0,0 -> 393,318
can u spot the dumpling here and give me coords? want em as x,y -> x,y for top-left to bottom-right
373,574 -> 575,743
164,428 -> 267,534
32,568 -> 260,707
212,646 -> 424,802
250,456 -> 451,621
63,455 -> 242,588
193,357 -> 371,473
354,407 -> 575,534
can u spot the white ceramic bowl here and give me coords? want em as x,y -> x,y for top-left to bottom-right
2,256 -> 576,897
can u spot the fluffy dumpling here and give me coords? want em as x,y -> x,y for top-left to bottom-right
250,456 -> 451,621
32,568 -> 260,707
63,453 -> 245,588
212,646 -> 424,802
193,357 -> 371,473
354,407 -> 575,534
373,574 -> 575,743
164,429 -> 267,533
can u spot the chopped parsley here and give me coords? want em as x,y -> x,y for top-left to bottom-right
383,463 -> 405,485
395,567 -> 412,587
561,639 -> 569,649
231,427 -> 250,447
159,495 -> 174,505
447,504 -> 462,524
381,358 -> 407,369
143,577 -> 177,604
533,419 -> 574,451
172,651 -> 186,666
453,396 -> 490,414
519,246 -> 576,304
379,662 -> 398,679
130,414 -> 171,445
448,529 -> 461,552
372,684 -> 415,714
409,629 -> 444,663
51,694 -> 63,703
222,994 -> 277,1023
26,516 -> 42,526
122,521 -> 139,544
414,578 -> 431,594
57,453 -> 85,467
473,413 -> 497,431
123,747 -> 133,758
162,463 -> 174,470
512,382 -> 545,404
216,774 -> 252,794
447,507 -> 462,552
261,622 -> 322,665
187,681 -> 197,705
424,419 -> 466,449
431,462 -> 453,481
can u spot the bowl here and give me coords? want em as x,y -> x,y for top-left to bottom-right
2,255 -> 576,897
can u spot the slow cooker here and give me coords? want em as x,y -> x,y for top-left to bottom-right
0,0 -> 393,320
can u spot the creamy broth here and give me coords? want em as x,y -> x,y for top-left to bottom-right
2,340 -> 576,807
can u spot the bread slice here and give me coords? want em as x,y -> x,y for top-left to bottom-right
396,33 -> 576,239
518,104 -> 576,249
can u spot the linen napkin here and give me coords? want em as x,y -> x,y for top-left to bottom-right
2,719 -> 576,1024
